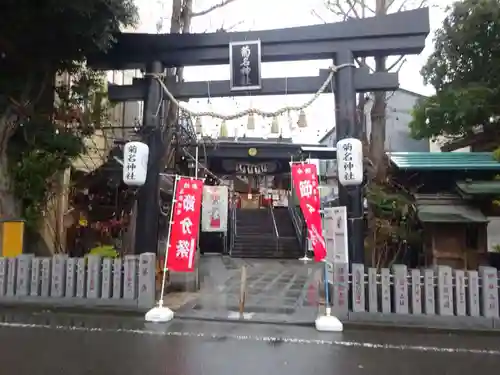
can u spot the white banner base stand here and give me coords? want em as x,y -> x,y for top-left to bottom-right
145,303 -> 174,323
315,307 -> 343,332
298,255 -> 312,262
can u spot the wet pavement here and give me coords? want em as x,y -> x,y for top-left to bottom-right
174,256 -> 322,323
0,310 -> 499,375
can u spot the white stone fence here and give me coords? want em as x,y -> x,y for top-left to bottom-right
0,253 -> 157,310
330,264 -> 499,318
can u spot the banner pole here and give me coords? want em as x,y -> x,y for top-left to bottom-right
145,175 -> 180,323
158,175 -> 179,307
194,144 -> 199,179
295,159 -> 312,263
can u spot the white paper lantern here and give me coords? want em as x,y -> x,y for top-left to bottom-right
336,138 -> 363,186
123,141 -> 149,186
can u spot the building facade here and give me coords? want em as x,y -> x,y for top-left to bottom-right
318,88 -> 429,204
365,88 -> 429,153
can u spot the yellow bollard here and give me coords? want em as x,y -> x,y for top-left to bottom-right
0,219 -> 25,257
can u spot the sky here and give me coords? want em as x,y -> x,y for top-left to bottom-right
130,0 -> 454,143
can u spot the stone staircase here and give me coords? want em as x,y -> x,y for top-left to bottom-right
230,208 -> 302,259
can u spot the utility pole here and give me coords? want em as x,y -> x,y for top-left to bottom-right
134,61 -> 164,255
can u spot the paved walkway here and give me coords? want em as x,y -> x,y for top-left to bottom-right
172,255 -> 323,324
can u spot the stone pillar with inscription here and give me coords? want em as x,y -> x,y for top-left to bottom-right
479,266 -> 499,318
65,258 -> 77,298
101,257 -> 113,299
351,263 -> 365,312
410,269 -> 422,315
75,258 -> 86,298
392,264 -> 409,314
6,257 -> 17,296
16,254 -> 34,297
138,253 -> 156,308
123,255 -> 138,300
112,258 -> 123,299
51,255 -> 67,298
367,268 -> 378,312
466,270 -> 480,317
40,258 -> 52,297
436,266 -> 454,316
423,269 -> 435,315
30,258 -> 42,297
86,255 -> 102,299
454,269 -> 466,316
0,258 -> 7,296
332,263 -> 349,314
380,268 -> 391,313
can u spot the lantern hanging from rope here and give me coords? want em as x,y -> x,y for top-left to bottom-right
195,116 -> 203,134
219,120 -> 228,137
247,113 -> 255,130
270,116 -> 280,134
297,109 -> 308,128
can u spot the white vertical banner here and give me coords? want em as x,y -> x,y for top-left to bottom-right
324,207 -> 349,265
201,186 -> 229,232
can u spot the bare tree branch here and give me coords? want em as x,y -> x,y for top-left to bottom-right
386,55 -> 406,71
385,0 -> 398,12
191,0 -> 238,18
325,0 -> 359,20
386,0 -> 427,13
216,19 -> 245,32
345,0 -> 361,18
310,8 -> 328,23
355,57 -> 375,72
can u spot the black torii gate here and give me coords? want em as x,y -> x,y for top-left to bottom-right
88,8 -> 429,265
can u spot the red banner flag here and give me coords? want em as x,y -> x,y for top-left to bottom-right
291,163 -> 326,262
166,177 -> 204,272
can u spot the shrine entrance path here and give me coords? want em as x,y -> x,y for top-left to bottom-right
173,255 -> 323,325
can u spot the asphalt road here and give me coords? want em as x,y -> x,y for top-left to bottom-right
0,311 -> 499,375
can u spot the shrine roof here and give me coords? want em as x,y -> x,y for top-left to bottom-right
388,152 -> 500,171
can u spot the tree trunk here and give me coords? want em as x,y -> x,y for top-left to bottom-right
369,0 -> 388,184
369,57 -> 388,183
0,151 -> 20,218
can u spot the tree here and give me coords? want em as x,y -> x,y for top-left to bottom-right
316,0 -> 428,267
409,0 -> 500,142
0,1 -> 138,226
321,0 -> 428,180
156,0 -> 243,166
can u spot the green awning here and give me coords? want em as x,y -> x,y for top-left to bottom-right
456,180 -> 500,196
387,152 -> 500,171
417,204 -> 488,223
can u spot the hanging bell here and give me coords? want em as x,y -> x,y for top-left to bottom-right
270,116 -> 280,134
297,109 -> 308,128
195,116 -> 203,134
247,113 -> 255,130
219,120 -> 228,137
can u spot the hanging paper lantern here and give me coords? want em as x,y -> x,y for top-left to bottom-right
195,116 -> 203,134
219,120 -> 228,137
247,113 -> 255,130
123,141 -> 149,186
297,109 -> 308,128
270,116 -> 280,134
336,138 -> 363,186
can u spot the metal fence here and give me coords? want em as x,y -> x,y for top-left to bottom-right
0,253 -> 157,310
327,263 -> 500,328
